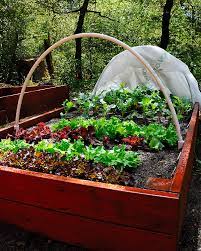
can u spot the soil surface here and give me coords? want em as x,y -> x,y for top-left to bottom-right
134,149 -> 179,188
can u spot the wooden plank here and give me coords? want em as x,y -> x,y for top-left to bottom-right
0,110 -> 7,125
0,86 -> 69,123
0,85 -> 52,97
0,198 -> 178,251
170,103 -> 199,239
0,165 -> 179,235
170,103 -> 199,193
9,85 -> 52,95
0,107 -> 63,138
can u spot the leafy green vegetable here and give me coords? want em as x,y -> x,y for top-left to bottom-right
63,100 -> 75,113
61,85 -> 192,123
149,138 -> 164,150
34,139 -> 141,169
51,116 -> 178,150
0,139 -> 30,153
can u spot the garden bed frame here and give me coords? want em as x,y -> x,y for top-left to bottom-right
0,85 -> 69,125
0,103 -> 199,250
0,85 -> 52,97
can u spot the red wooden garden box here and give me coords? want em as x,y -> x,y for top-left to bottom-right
0,102 -> 199,250
0,85 -> 69,125
0,85 -> 51,97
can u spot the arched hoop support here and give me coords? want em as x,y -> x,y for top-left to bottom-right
14,33 -> 184,149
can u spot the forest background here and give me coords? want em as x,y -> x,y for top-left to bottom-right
0,0 -> 200,91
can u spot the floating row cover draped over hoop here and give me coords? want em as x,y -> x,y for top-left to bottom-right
92,45 -> 201,107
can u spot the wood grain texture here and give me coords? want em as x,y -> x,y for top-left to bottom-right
170,103 -> 199,193
0,110 -> 7,125
0,165 -> 179,235
170,103 -> 199,239
0,198 -> 178,251
0,85 -> 52,97
0,86 -> 69,123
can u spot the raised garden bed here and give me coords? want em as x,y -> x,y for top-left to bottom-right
0,33 -> 199,250
0,95 -> 199,251
0,86 -> 69,125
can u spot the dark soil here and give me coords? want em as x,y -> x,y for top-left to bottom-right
134,149 -> 179,188
0,223 -> 86,250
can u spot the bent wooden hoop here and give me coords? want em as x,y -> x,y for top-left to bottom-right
14,33 -> 184,149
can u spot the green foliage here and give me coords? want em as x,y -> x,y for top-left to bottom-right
62,85 -> 192,122
0,135 -> 140,169
0,0 -> 32,82
0,137 -> 140,169
0,139 -> 30,153
171,95 -> 192,120
0,0 -> 200,88
51,116 -> 178,150
35,139 -> 140,169
62,100 -> 76,113
143,123 -> 178,150
85,145 -> 140,170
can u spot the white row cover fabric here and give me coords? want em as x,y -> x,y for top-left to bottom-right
93,45 -> 201,106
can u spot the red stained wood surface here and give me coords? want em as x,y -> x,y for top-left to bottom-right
170,103 -> 199,239
0,85 -> 52,97
0,110 -> 7,125
170,103 -> 199,193
0,198 -> 177,251
0,165 -> 179,235
0,86 -> 69,124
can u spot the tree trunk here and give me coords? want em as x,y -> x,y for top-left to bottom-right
160,0 -> 174,50
44,32 -> 54,79
74,0 -> 90,80
6,32 -> 19,84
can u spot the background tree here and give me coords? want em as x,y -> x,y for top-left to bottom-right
0,0 -> 200,90
160,0 -> 174,49
0,0 -> 32,83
